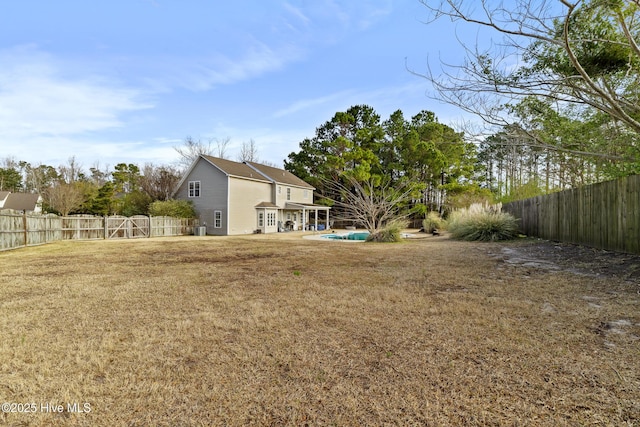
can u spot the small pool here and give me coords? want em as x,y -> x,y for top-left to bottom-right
320,231 -> 370,241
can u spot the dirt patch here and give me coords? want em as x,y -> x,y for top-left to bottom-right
490,238 -> 640,284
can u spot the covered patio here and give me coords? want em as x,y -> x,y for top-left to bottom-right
284,202 -> 331,232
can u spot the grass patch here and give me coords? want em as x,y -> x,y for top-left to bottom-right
0,235 -> 638,425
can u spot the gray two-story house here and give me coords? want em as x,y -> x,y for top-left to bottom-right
173,155 -> 330,235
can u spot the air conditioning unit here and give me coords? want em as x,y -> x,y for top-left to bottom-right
194,226 -> 207,236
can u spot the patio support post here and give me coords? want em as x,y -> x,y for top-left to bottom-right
314,208 -> 318,232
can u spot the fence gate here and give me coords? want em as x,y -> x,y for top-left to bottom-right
106,215 -> 150,239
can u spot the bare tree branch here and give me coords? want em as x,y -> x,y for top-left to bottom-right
416,0 -> 640,157
324,176 -> 418,234
174,136 -> 214,170
237,139 -> 260,163
214,137 -> 231,159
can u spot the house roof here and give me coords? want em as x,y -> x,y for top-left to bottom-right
255,201 -> 279,208
172,155 -> 316,199
246,161 -> 315,189
0,191 -> 10,203
201,155 -> 271,182
285,202 -> 331,210
2,193 -> 41,211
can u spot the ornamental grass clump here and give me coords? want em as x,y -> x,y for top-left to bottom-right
366,219 -> 408,242
422,211 -> 444,234
447,203 -> 519,241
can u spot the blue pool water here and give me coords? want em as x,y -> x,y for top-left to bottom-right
321,231 -> 370,241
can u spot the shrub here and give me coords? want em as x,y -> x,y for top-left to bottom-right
447,203 -> 518,241
148,199 -> 196,218
366,219 -> 408,243
422,211 -> 444,233
119,190 -> 152,217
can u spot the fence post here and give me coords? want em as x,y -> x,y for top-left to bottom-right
104,216 -> 108,239
23,211 -> 27,247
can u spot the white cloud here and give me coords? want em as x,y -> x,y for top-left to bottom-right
163,41 -> 304,92
272,82 -> 428,119
317,0 -> 393,31
282,2 -> 311,27
3,133 -> 182,170
272,90 -> 356,118
132,2 -> 393,94
0,46 -> 152,145
358,0 -> 394,30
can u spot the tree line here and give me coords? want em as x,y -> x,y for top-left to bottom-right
0,137 -> 277,217
0,158 -> 188,216
284,104 -> 480,216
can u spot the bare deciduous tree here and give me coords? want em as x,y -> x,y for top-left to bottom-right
174,136 -> 214,169
139,163 -> 182,201
326,176 -> 418,235
237,139 -> 259,163
58,156 -> 84,183
44,182 -> 85,215
214,137 -> 231,159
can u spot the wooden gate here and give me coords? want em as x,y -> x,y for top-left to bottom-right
106,215 -> 150,239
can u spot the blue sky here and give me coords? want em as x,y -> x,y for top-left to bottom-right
0,0 -> 471,170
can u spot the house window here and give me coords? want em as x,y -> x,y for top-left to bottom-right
278,186 -> 282,194
258,212 -> 264,227
287,188 -> 291,200
304,189 -> 309,199
214,210 -> 222,228
188,181 -> 200,197
267,212 -> 276,227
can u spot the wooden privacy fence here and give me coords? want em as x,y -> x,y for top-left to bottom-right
502,174 -> 640,254
0,211 -> 198,251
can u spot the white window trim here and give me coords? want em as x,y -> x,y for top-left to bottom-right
266,211 -> 276,227
214,210 -> 222,228
188,181 -> 201,198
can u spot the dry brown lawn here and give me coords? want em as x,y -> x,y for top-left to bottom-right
0,233 -> 638,426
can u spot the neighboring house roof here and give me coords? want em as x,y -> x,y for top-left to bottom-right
246,161 -> 315,189
2,193 -> 41,211
201,155 -> 271,182
0,191 -> 10,207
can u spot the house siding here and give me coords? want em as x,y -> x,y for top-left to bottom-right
174,158 -> 229,236
275,185 -> 311,207
228,178 -> 272,235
